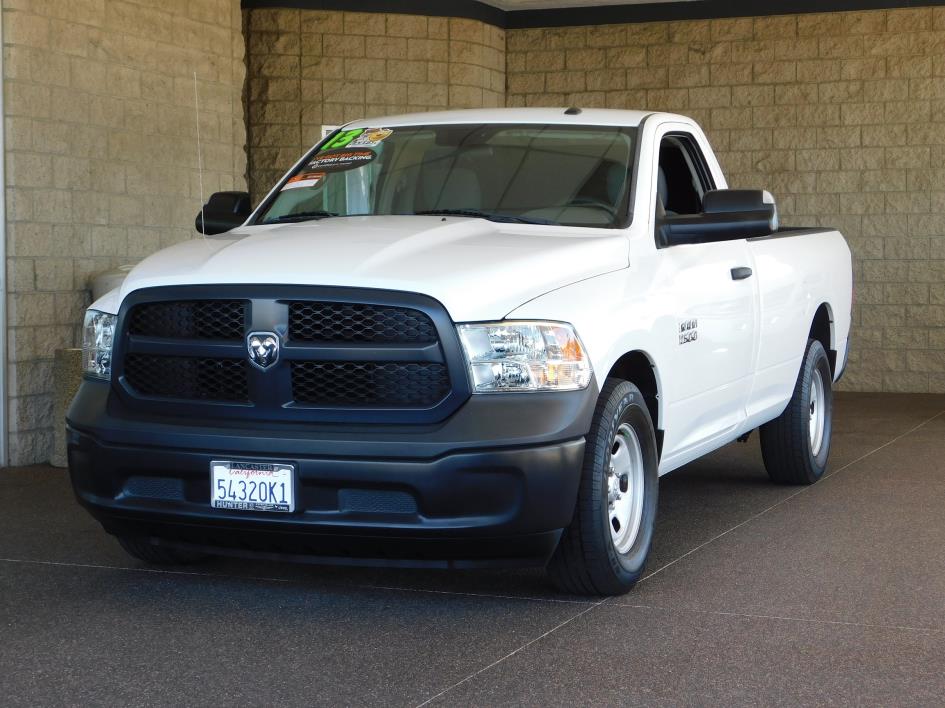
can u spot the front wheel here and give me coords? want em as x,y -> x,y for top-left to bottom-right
760,338 -> 834,485
547,379 -> 659,596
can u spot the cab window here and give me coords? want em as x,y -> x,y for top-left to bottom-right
656,135 -> 713,218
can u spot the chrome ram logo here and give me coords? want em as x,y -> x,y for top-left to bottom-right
247,332 -> 280,371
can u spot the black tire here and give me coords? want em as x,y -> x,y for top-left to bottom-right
760,338 -> 833,485
117,536 -> 208,565
547,378 -> 659,596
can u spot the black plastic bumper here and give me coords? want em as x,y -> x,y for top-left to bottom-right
67,379 -> 596,568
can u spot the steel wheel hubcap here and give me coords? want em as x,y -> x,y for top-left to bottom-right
608,423 -> 645,554
809,368 -> 826,456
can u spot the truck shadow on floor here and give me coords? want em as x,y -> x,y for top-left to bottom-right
200,440 -> 786,599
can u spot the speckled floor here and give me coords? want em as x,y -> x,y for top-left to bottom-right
2,392 -> 943,706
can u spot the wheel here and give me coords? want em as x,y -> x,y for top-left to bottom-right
760,338 -> 833,485
547,378 -> 659,596
117,536 -> 208,565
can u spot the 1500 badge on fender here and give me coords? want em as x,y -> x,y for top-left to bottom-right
678,318 -> 698,345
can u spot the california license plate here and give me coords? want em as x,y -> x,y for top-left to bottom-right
210,461 -> 295,512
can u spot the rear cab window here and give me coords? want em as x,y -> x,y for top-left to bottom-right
655,134 -> 715,218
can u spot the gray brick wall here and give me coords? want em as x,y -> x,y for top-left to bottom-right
3,0 -> 247,464
245,9 -> 505,200
6,4 -> 943,464
505,9 -> 945,393
244,8 -> 945,395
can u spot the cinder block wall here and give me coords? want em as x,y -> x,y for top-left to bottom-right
505,9 -> 945,393
243,7 -> 944,394
245,9 -> 505,199
3,0 -> 247,464
6,5 -> 943,463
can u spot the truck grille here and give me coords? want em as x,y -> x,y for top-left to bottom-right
289,302 -> 437,343
125,355 -> 249,402
113,287 -> 468,424
129,300 -> 245,340
291,362 -> 449,406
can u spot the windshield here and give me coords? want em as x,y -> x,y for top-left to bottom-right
256,123 -> 636,228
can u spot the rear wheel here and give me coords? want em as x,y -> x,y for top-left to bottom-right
760,338 -> 833,485
117,536 -> 208,565
547,378 -> 659,596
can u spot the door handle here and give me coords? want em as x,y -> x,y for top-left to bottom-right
731,266 -> 753,281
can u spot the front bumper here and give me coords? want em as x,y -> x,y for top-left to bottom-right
67,379 -> 596,568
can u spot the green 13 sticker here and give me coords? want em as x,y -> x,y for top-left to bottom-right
320,127 -> 393,151
320,128 -> 365,151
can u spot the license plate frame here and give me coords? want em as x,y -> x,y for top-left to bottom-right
210,461 -> 295,513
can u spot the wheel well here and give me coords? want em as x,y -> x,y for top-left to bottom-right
810,304 -> 836,374
607,351 -> 663,457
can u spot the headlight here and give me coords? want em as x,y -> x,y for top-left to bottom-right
457,321 -> 591,393
82,310 -> 116,380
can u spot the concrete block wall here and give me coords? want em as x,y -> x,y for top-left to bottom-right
504,9 -> 945,393
5,4 -> 943,464
3,0 -> 247,464
245,9 -> 505,200
242,6 -> 945,395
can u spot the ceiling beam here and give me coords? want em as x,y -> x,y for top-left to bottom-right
241,0 -> 945,29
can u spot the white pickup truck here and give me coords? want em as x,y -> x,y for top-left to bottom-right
69,108 -> 852,595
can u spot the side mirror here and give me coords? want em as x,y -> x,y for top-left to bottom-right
195,191 -> 252,235
703,189 -> 778,232
659,189 -> 779,247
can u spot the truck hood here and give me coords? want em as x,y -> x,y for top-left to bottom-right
117,216 -> 629,321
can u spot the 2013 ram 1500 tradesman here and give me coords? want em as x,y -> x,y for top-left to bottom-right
69,108 -> 852,595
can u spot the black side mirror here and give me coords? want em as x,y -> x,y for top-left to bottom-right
658,189 -> 778,247
703,189 -> 779,230
195,191 -> 252,235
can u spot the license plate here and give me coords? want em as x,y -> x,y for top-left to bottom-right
210,461 -> 295,513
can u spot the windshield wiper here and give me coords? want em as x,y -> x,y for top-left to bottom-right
414,209 -> 554,225
263,210 -> 338,224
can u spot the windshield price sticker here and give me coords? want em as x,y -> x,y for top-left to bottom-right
320,127 -> 392,151
307,148 -> 377,173
350,128 -> 392,146
281,170 -> 326,191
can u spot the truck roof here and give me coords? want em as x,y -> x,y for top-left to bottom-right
344,107 -> 671,129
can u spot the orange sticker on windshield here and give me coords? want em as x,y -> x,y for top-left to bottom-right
350,128 -> 392,147
282,171 -> 325,191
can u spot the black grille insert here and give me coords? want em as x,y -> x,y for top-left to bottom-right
125,355 -> 249,402
116,288 -> 464,422
129,300 -> 246,340
289,302 -> 437,344
291,361 -> 449,407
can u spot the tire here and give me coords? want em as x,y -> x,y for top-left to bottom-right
547,378 -> 659,596
760,338 -> 833,485
117,536 -> 209,565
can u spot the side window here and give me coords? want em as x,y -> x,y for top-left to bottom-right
656,135 -> 713,218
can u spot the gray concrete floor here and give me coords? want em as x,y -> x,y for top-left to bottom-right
1,392 -> 944,706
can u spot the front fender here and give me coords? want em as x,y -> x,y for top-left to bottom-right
504,269 -> 669,426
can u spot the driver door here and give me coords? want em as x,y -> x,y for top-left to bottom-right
651,130 -> 758,464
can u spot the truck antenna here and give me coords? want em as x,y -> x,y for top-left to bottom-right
193,71 -> 205,238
